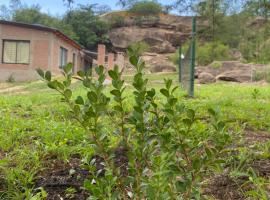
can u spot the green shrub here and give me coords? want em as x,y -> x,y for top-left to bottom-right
252,68 -> 270,83
127,41 -> 150,56
129,1 -> 162,16
170,41 -> 232,66
110,15 -> 125,28
134,15 -> 160,26
211,61 -> 222,69
37,53 -> 231,199
197,42 -> 231,66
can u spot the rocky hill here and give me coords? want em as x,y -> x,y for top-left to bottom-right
101,12 -> 196,53
100,12 -> 204,73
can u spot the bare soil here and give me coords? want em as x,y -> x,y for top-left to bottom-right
36,156 -> 90,200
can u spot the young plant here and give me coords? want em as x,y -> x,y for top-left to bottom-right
37,52 -> 232,199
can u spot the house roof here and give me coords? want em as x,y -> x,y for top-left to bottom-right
0,20 -> 83,50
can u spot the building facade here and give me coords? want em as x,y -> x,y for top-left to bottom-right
0,20 -> 89,82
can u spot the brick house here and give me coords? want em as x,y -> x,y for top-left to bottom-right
0,20 -> 92,81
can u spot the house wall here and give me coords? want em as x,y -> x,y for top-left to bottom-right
52,34 -> 82,74
0,23 -> 83,82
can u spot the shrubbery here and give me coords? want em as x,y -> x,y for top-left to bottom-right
37,51 -> 231,199
127,41 -> 150,56
129,1 -> 162,16
110,15 -> 125,28
170,41 -> 232,66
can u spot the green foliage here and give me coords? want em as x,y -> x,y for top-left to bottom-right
63,5 -> 110,49
37,52 -> 232,199
13,6 -> 78,40
252,67 -> 270,83
109,15 -> 125,28
197,42 -> 231,65
170,41 -> 231,66
129,1 -> 162,16
251,88 -> 260,100
127,41 -> 150,56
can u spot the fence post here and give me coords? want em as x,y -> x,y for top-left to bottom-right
189,16 -> 196,98
178,46 -> 182,85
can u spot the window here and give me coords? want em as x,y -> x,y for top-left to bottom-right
59,47 -> 68,68
2,40 -> 30,64
72,53 -> 76,73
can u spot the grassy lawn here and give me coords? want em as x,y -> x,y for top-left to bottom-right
0,73 -> 269,199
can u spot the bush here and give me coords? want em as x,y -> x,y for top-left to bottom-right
127,41 -> 150,56
37,53 -> 231,199
169,41 -> 232,66
129,1 -> 162,16
134,15 -> 160,26
110,15 -> 125,28
252,67 -> 270,83
197,42 -> 231,66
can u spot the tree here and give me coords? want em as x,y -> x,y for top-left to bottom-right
63,4 -> 110,49
117,0 -> 138,9
13,6 -> 78,40
129,1 -> 163,15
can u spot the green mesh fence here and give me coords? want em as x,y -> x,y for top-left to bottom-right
179,17 -> 196,97
179,43 -> 192,92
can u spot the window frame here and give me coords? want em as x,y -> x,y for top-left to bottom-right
59,46 -> 68,68
2,39 -> 30,64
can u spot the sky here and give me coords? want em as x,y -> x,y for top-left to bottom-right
1,0 -> 173,16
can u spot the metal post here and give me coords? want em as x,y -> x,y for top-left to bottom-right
178,46 -> 182,84
189,16 -> 196,97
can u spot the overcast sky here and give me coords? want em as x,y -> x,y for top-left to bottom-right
1,0 -> 174,16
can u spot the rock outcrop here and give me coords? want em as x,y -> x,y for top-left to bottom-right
196,61 -> 269,83
101,12 -> 198,53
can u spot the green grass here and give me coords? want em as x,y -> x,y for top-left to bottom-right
0,73 -> 269,199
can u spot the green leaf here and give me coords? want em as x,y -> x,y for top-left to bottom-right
165,79 -> 172,90
63,63 -> 73,74
77,71 -> 85,78
45,71 -> 51,81
147,89 -> 156,98
57,82 -> 64,90
75,96 -> 84,105
64,89 -> 72,99
110,89 -> 121,97
87,91 -> 97,103
47,81 -> 58,89
208,108 -> 217,116
36,68 -> 44,78
129,55 -> 138,66
83,78 -> 91,87
95,65 -> 104,75
160,89 -> 169,97
168,97 -> 177,106
108,70 -> 118,80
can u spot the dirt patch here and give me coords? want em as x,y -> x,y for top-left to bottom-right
250,159 -> 270,178
0,150 -> 6,160
36,157 -> 90,200
244,130 -> 270,145
0,85 -> 27,94
203,171 -> 250,200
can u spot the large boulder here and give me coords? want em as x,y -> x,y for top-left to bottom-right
216,70 -> 252,82
198,72 -> 216,84
195,61 -> 270,83
141,53 -> 176,73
